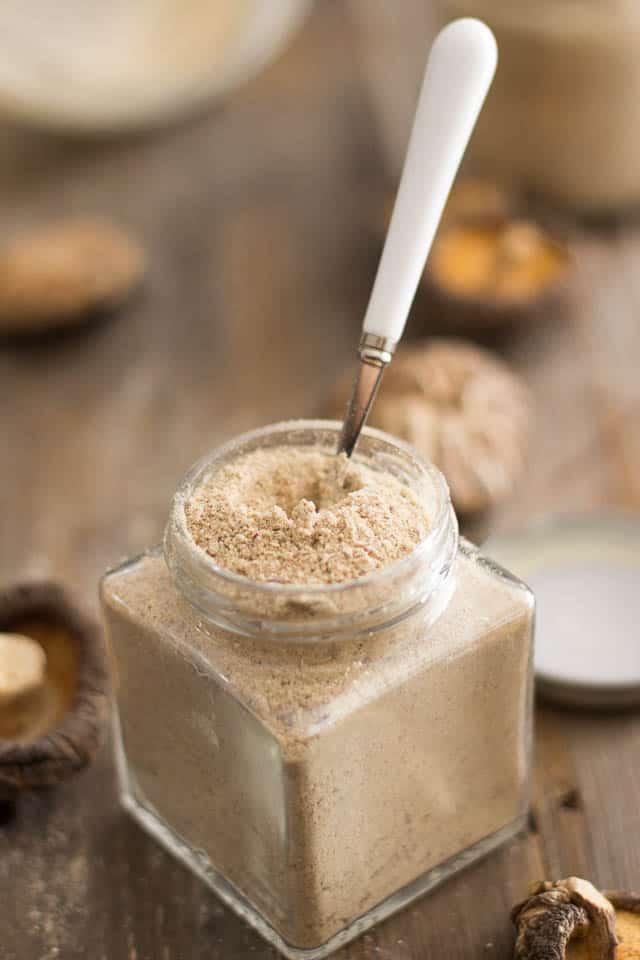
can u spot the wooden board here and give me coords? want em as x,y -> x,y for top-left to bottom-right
1,4 -> 640,958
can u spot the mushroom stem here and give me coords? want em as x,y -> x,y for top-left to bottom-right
0,632 -> 48,741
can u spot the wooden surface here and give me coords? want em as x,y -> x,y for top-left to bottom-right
1,4 -> 640,958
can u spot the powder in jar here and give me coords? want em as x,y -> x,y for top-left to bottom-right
185,448 -> 430,584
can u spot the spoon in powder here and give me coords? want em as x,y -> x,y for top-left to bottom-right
338,18 -> 497,456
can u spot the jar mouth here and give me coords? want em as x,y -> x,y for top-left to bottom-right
164,420 -> 458,639
165,419 -> 456,598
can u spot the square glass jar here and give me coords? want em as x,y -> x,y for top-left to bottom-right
101,421 -> 534,959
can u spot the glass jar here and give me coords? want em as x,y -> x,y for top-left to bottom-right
438,0 -> 640,214
101,421 -> 534,959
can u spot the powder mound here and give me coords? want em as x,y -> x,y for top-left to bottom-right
185,448 -> 430,585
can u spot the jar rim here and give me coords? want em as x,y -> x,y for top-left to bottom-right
164,419 -> 456,599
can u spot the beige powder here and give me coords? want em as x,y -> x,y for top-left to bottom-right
185,448 -> 430,585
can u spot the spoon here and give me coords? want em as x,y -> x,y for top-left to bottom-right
338,18 -> 497,456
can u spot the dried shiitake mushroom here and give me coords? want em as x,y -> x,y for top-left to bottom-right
328,338 -> 531,515
512,878 -> 640,960
513,878 -> 617,959
422,217 -> 571,331
0,218 -> 146,334
0,581 -> 110,791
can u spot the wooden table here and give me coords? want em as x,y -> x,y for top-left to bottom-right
1,4 -> 640,958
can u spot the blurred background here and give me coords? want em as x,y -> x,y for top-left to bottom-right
1,0 -> 638,598
1,2 -> 640,958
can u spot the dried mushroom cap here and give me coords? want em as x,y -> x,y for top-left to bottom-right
512,877 -> 618,960
0,581 -> 110,789
430,220 -> 569,304
421,218 -> 571,333
328,338 -> 531,515
0,218 -> 146,334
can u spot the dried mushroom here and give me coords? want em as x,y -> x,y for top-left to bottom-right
512,878 -> 640,959
512,878 -> 617,960
0,582 -> 110,790
328,338 -> 531,515
0,218 -> 145,334
422,217 -> 571,331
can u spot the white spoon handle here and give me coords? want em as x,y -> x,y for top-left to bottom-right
362,18 -> 497,344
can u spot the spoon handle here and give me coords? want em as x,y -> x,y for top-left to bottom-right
362,18 -> 497,345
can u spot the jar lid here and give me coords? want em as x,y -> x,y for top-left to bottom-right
485,513 -> 640,709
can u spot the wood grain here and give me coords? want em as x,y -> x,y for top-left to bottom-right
1,3 -> 640,959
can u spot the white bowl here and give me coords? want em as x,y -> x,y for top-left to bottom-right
0,0 -> 311,133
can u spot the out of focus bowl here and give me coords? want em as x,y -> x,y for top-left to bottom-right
0,0 -> 311,134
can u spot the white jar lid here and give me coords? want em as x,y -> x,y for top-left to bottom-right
486,513 -> 640,709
